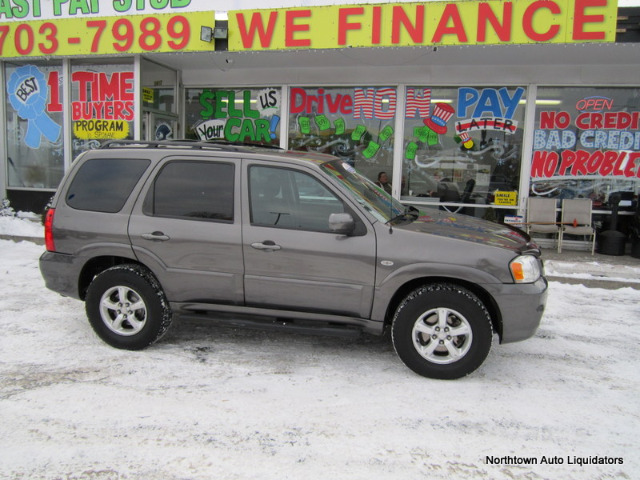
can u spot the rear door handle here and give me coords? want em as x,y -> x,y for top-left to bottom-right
251,240 -> 281,251
141,231 -> 170,241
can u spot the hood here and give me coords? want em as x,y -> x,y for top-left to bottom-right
395,208 -> 536,254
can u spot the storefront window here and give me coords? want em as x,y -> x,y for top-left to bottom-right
185,87 -> 281,146
532,87 -> 640,211
4,62 -> 64,189
71,60 -> 135,159
402,86 -> 526,217
287,86 -> 396,184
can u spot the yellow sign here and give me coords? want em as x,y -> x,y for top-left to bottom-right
493,191 -> 518,206
143,88 -> 155,104
0,11 -> 215,58
229,0 -> 616,51
73,119 -> 130,140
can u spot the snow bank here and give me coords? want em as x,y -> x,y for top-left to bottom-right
0,240 -> 639,480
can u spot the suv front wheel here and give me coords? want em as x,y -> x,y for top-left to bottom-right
392,284 -> 493,380
85,264 -> 172,350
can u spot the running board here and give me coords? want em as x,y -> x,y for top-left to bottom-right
173,302 -> 384,337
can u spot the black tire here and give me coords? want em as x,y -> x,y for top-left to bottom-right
392,283 -> 493,380
85,264 -> 172,350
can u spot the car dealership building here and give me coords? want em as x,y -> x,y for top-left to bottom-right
1,0 -> 639,247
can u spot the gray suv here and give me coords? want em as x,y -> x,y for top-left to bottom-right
40,140 -> 547,379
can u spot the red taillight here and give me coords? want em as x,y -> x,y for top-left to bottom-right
44,208 -> 56,252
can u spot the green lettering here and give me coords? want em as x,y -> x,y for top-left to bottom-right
11,0 -> 28,18
136,0 -> 144,10
33,0 -> 41,16
198,90 -> 214,119
227,91 -> 243,118
224,118 -> 241,142
69,0 -> 91,15
171,0 -> 190,7
214,91 -> 229,119
255,119 -> 270,143
238,119 -> 256,142
150,0 -> 168,9
90,0 -> 98,13
0,0 -> 12,18
53,0 -> 67,16
112,0 -> 131,13
243,90 -> 259,119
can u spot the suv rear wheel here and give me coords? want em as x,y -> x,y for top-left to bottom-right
85,264 -> 172,350
392,284 -> 493,379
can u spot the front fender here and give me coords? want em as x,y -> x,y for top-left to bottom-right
370,262 -> 504,322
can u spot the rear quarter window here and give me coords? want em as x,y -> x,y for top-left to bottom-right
66,158 -> 150,213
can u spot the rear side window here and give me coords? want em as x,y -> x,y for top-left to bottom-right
144,161 -> 234,222
66,158 -> 150,213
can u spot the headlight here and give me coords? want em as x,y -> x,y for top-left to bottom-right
510,255 -> 542,283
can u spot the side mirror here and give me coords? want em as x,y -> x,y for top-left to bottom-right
329,213 -> 355,235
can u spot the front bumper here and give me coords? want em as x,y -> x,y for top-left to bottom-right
489,276 -> 548,343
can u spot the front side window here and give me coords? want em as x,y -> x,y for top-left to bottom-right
145,161 -> 234,222
402,86 -> 527,217
249,166 -> 345,232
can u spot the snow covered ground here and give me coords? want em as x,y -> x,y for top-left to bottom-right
1,216 -> 639,480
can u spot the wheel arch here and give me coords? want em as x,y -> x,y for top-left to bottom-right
383,276 -> 503,340
78,256 -> 146,300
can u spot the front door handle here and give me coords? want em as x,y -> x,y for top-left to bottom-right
141,231 -> 170,241
251,240 -> 281,251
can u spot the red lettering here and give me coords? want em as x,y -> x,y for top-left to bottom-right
586,150 -> 603,174
624,152 -> 640,178
571,150 -> 589,176
539,111 -> 556,129
235,11 -> 277,49
477,2 -> 512,42
575,112 -> 591,129
531,151 -> 558,178
326,94 -> 343,113
72,71 -> 94,102
372,6 -> 382,44
559,150 -> 576,176
285,10 -> 311,47
522,0 -> 561,42
613,151 -> 626,176
431,4 -> 467,43
600,150 -> 617,176
290,87 -> 305,114
603,112 -> 618,129
573,0 -> 606,41
46,71 -> 63,113
338,7 -> 363,46
392,5 -> 424,44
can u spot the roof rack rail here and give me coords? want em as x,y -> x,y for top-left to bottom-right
100,139 -> 283,152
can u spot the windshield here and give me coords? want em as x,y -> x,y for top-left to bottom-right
320,160 -> 405,223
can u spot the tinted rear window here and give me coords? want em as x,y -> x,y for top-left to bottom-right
66,158 -> 150,213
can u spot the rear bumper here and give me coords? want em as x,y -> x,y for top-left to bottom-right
39,251 -> 82,300
490,276 -> 548,343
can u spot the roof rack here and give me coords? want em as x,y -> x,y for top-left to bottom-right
100,139 -> 283,152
